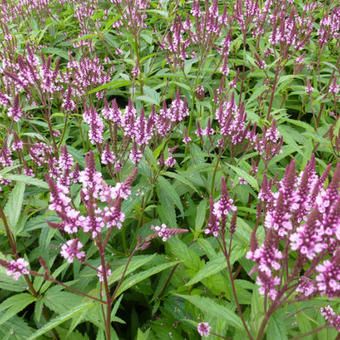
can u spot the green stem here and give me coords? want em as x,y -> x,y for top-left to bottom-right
58,112 -> 69,148
220,237 -> 254,340
97,240 -> 112,340
0,206 -> 39,297
210,155 -> 221,196
31,270 -> 106,304
111,244 -> 138,302
290,325 -> 330,340
266,61 -> 281,120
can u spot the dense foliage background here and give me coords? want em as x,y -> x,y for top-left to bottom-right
0,1 -> 339,339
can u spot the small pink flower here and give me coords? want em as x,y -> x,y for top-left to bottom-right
131,65 -> 140,78
97,265 -> 112,282
6,258 -> 29,280
183,136 -> 192,144
60,239 -> 85,263
164,155 -> 176,168
239,177 -> 247,185
197,322 -> 211,337
295,55 -> 305,64
305,80 -> 313,95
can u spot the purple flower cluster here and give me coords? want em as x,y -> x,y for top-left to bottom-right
247,231 -> 283,300
73,1 -> 98,49
2,46 -> 61,97
318,7 -> 340,46
81,94 -> 188,166
83,105 -> 104,145
110,0 -> 150,33
321,306 -> 340,332
215,95 -> 248,145
169,91 -> 189,123
0,0 -> 52,21
252,121 -> 282,161
47,151 -> 136,238
29,142 -> 53,167
268,6 -> 314,53
249,158 -> 340,301
65,57 -> 110,98
7,95 -> 24,122
60,239 -> 86,263
161,0 -> 227,67
316,256 -> 340,298
6,258 -> 29,281
0,141 -> 13,167
205,178 -> 236,237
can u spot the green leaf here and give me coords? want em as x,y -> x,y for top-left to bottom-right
43,288 -> 85,315
164,171 -> 200,194
176,294 -> 244,331
0,165 -> 21,176
136,95 -> 160,106
226,163 -> 259,190
108,255 -> 157,285
296,312 -> 313,340
284,118 -> 315,133
167,238 -> 201,270
115,261 -> 179,296
111,294 -> 124,320
27,302 -> 94,340
41,47 -> 69,60
0,314 -> 34,338
250,289 -> 265,334
195,199 -> 207,232
136,328 -> 151,340
40,262 -> 69,293
0,293 -> 36,326
246,85 -> 267,109
146,9 -> 168,17
186,248 -> 245,286
67,146 -> 85,168
196,238 -> 217,259
87,79 -> 131,94
278,125 -> 303,156
4,182 -> 26,234
267,312 -> 288,340
157,176 -> 184,215
2,174 -> 48,189
186,254 -> 225,286
158,202 -> 177,227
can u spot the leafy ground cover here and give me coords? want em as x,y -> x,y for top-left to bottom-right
0,1 -> 339,339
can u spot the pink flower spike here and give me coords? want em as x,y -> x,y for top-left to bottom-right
321,306 -> 340,332
151,224 -> 187,241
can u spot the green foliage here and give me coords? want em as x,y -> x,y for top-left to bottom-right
0,1 -> 339,339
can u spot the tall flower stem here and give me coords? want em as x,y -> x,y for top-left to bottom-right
255,283 -> 297,340
97,240 -> 112,340
111,242 -> 139,302
210,156 -> 221,196
0,206 -> 38,297
219,235 -> 254,340
266,61 -> 281,120
32,269 -> 106,304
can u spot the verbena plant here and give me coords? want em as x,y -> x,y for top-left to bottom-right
0,1 -> 339,339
